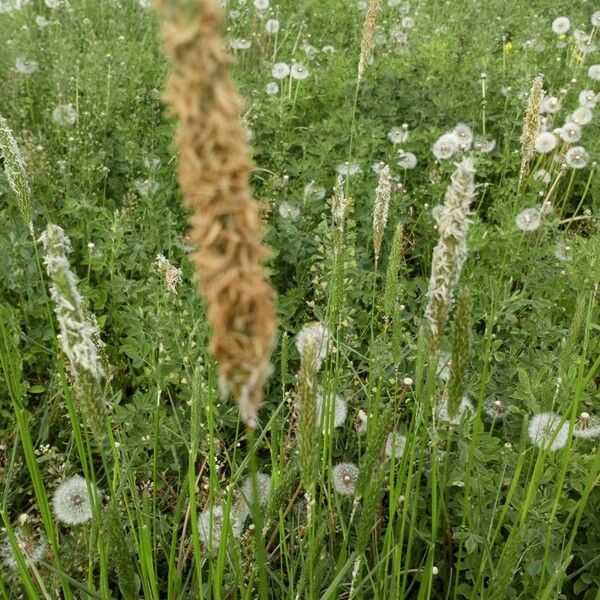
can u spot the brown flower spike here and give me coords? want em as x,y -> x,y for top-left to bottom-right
159,0 -> 276,427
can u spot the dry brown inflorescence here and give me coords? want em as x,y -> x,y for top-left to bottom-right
159,0 -> 276,427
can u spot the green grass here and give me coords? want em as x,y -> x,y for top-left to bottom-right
1,0 -> 600,598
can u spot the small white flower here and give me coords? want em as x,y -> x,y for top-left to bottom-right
278,201 -> 299,220
452,123 -> 474,148
528,412 -> 569,450
316,392 -> 348,429
265,18 -> 279,34
14,56 -> 38,75
295,322 -> 331,370
52,475 -> 96,525
387,125 -> 409,144
385,432 -> 406,458
271,62 -> 290,79
551,16 -> 570,35
332,462 -> 359,495
534,132 -> 557,154
198,505 -> 224,552
397,151 -> 417,169
559,122 -> 581,143
588,64 -> 600,81
52,103 -> 77,126
515,207 -> 542,232
265,81 -> 279,95
290,63 -> 309,80
432,133 -> 459,160
565,146 -> 589,169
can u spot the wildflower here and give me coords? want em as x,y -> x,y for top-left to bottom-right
295,322 -> 331,371
373,163 -> 392,264
515,207 -> 542,231
0,527 -> 48,569
483,397 -> 509,420
385,432 -> 406,458
14,56 -> 38,75
290,63 -> 309,80
278,201 -> 300,220
569,107 -> 593,126
528,412 -> 569,451
565,146 -> 589,169
573,412 -> 600,439
198,505 -> 224,552
559,122 -> 581,143
432,132 -> 459,160
265,18 -> 279,34
265,81 -> 279,95
271,62 -> 290,79
542,96 -> 561,114
52,475 -> 96,525
452,123 -> 474,149
588,65 -> 600,81
387,124 -> 409,144
332,462 -> 359,495
316,392 -> 348,428
437,395 -> 474,425
533,169 -> 552,184
154,254 -> 182,294
534,131 -> 557,154
578,90 -> 597,108
253,0 -> 268,9
473,138 -> 496,153
336,161 -> 362,176
424,159 -> 475,350
551,17 -> 570,35
397,151 -> 417,169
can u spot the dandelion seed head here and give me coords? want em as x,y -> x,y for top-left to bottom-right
335,161 -> 361,176
0,527 -> 47,570
397,151 -> 417,169
452,123 -> 474,148
265,81 -> 279,95
432,132 -> 460,160
552,16 -> 570,35
534,131 -> 558,154
295,322 -> 331,370
14,56 -> 38,75
515,207 -> 542,231
271,62 -> 290,79
533,169 -> 552,184
559,122 -> 581,143
483,397 -> 509,420
290,63 -> 309,80
278,201 -> 300,220
253,0 -> 268,9
542,96 -> 561,114
229,38 -> 251,50
573,412 -> 600,439
569,106 -> 593,126
554,243 -> 572,262
332,462 -> 359,495
385,432 -> 407,458
565,146 -> 589,169
316,392 -> 348,428
265,18 -> 279,34
588,64 -> 600,81
52,475 -> 95,525
240,472 -> 272,510
437,396 -> 474,425
387,125 -> 409,144
528,412 -> 569,450
198,505 -> 224,552
593,11 -> 600,27
473,138 -> 496,153
578,90 -> 598,108
303,180 -> 326,200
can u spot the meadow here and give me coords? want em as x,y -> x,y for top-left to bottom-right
1,0 -> 600,598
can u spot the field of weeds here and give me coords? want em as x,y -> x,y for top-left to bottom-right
1,0 -> 600,598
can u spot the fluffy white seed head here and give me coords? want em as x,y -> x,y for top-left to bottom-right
565,146 -> 590,169
515,207 -> 542,231
332,462 -> 359,495
385,432 -> 407,458
551,16 -> 570,34
432,132 -> 460,160
198,505 -> 224,552
528,412 -> 569,450
52,475 -> 96,525
316,392 -> 348,429
534,131 -> 558,154
295,322 -> 332,371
